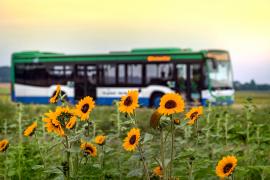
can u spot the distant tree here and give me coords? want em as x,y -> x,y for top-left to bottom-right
0,66 -> 10,82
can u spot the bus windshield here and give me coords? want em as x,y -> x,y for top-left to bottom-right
207,60 -> 233,90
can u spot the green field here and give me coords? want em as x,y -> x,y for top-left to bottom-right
235,91 -> 270,105
0,86 -> 270,179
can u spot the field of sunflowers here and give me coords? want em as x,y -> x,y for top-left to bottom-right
0,86 -> 270,180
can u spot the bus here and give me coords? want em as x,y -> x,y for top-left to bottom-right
11,48 -> 234,106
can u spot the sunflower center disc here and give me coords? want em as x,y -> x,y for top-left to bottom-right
81,104 -> 90,113
129,135 -> 137,145
190,112 -> 199,120
223,163 -> 233,173
164,100 -> 177,109
86,146 -> 93,153
124,96 -> 133,106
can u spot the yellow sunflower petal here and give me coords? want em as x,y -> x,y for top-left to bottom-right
186,106 -> 203,125
49,84 -> 61,104
216,155 -> 237,178
123,128 -> 140,151
23,121 -> 38,137
75,96 -> 95,121
0,139 -> 9,152
157,93 -> 185,115
119,90 -> 139,115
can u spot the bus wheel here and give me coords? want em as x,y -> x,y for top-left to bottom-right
150,92 -> 163,108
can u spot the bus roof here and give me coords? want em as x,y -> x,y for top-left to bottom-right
12,48 -> 228,63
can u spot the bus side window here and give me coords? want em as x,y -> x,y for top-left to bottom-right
146,63 -> 173,85
15,63 -> 48,86
100,64 -> 116,85
15,64 -> 25,84
127,64 -> 142,84
86,65 -> 97,84
146,64 -> 158,84
118,64 -> 126,84
176,64 -> 187,91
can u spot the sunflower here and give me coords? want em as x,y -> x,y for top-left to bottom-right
75,96 -> 95,121
0,139 -> 9,152
23,121 -> 38,137
153,166 -> 163,176
216,155 -> 237,178
95,135 -> 106,145
186,106 -> 203,125
119,90 -> 139,115
43,111 -> 65,136
157,93 -> 185,115
80,141 -> 97,157
123,128 -> 140,151
53,106 -> 76,127
49,84 -> 61,104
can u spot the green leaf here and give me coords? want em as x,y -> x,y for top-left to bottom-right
143,133 -> 153,144
32,165 -> 44,170
126,168 -> 143,177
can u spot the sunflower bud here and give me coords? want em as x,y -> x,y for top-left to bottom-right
173,118 -> 180,125
150,110 -> 162,129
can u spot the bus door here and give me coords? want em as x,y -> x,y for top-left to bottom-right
176,63 -> 202,102
176,64 -> 188,100
75,64 -> 97,100
189,64 -> 202,103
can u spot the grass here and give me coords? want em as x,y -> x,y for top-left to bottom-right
235,91 -> 270,105
0,86 -> 270,179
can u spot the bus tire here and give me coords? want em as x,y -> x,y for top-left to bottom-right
150,92 -> 163,108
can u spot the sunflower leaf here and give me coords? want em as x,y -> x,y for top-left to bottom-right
126,168 -> 143,177
143,133 -> 153,144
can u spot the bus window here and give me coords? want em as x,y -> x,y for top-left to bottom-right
158,63 -> 173,80
48,65 -> 74,84
176,64 -> 187,91
15,63 -> 48,86
87,65 -> 97,84
146,64 -> 158,84
127,64 -> 142,84
99,64 -> 116,85
146,63 -> 173,85
118,64 -> 126,84
15,64 -> 25,84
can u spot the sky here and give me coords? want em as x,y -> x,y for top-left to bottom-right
0,0 -> 270,83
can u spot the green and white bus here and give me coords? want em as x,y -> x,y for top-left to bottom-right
11,48 -> 234,106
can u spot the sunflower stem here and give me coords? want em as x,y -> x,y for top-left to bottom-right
116,102 -> 121,137
4,119 -> 8,180
100,145 -> 105,180
224,113 -> 229,146
169,116 -> 175,178
195,117 -> 199,147
231,173 -> 235,180
93,121 -> 96,138
34,133 -> 46,168
64,135 -> 70,180
188,160 -> 193,180
206,103 -> 211,146
160,127 -> 166,179
138,144 -> 150,180
115,102 -> 122,180
17,104 -> 23,180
